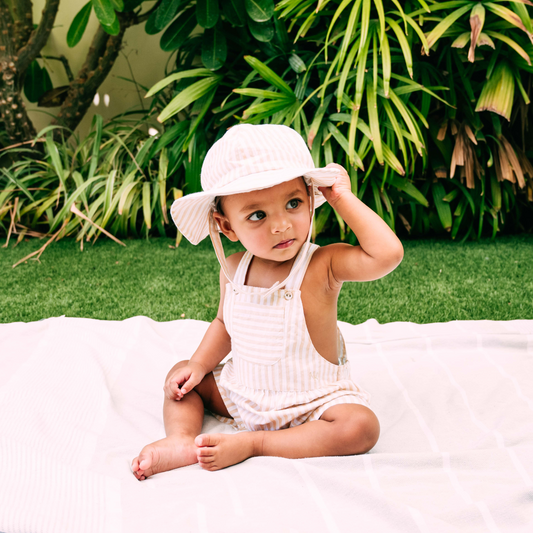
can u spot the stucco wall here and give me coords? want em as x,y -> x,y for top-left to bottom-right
27,1 -> 171,137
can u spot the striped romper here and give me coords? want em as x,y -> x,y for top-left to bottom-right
211,240 -> 372,432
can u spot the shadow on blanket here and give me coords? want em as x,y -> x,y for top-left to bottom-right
1,316 -> 532,533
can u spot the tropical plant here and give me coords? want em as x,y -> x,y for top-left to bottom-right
1,0 -> 532,265
0,0 -> 283,147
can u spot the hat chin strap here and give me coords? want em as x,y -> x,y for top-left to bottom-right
209,191 -> 316,297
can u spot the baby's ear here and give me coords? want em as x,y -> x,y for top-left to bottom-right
212,212 -> 239,242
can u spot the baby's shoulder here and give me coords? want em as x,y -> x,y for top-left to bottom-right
310,242 -> 351,265
307,243 -> 353,291
222,251 -> 246,282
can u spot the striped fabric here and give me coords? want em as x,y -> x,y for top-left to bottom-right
211,242 -> 372,432
169,124 -> 339,245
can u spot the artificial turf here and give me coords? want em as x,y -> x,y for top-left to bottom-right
1,233 -> 532,324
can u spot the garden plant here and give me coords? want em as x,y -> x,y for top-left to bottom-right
1,0 -> 532,269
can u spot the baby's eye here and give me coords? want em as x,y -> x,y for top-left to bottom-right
287,199 -> 301,210
249,211 -> 266,221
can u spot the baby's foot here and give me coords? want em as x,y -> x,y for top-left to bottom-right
195,432 -> 259,471
131,435 -> 197,480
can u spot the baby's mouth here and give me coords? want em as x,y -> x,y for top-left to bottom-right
274,239 -> 294,249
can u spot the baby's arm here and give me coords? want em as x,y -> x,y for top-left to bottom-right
319,163 -> 404,283
164,267 -> 232,400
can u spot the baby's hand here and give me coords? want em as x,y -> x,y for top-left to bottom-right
163,361 -> 207,400
318,163 -> 352,206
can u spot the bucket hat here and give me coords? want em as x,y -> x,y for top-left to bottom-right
169,124 -> 339,245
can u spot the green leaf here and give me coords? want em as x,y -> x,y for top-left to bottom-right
381,31 -> 391,97
155,0 -> 182,30
382,142 -> 405,175
389,174 -> 429,206
145,10 -> 162,35
123,0 -> 144,11
325,0 -> 353,61
197,0 -> 219,29
247,17 -> 274,41
157,75 -> 221,123
50,176 -> 101,232
485,30 -> 531,66
327,121 -> 364,170
245,0 -> 274,22
243,56 -> 294,96
425,4 -> 471,50
88,114 -> 103,181
44,133 -> 64,183
160,6 -> 197,51
242,99 -> 293,119
223,0 -> 246,26
354,33 -> 371,109
432,181 -> 452,231
485,2 -> 529,35
142,182 -> 152,229
385,17 -> 413,78
366,82 -> 383,165
335,0 -> 360,73
145,68 -> 213,98
67,2 -> 92,47
452,32 -> 470,48
101,13 -> 120,35
307,94 -> 332,149
233,88 -> 293,99
382,98 -> 407,169
289,53 -> 306,73
23,60 -> 44,103
92,0 -> 116,27
109,0 -> 124,11
337,37 -> 359,111
202,26 -> 227,70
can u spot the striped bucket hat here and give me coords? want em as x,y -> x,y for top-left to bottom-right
170,123 -> 340,245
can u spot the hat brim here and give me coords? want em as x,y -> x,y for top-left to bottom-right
170,166 -> 339,245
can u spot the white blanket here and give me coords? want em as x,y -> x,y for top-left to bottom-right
0,316 -> 532,533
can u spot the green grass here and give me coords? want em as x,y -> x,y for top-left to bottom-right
1,234 -> 532,324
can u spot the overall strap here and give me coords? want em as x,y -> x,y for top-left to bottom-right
234,251 -> 253,286
284,243 -> 319,291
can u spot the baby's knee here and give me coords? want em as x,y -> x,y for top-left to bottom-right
339,408 -> 380,455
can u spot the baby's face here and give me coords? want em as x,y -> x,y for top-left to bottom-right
215,178 -> 311,263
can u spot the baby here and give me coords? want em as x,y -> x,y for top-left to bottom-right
132,124 -> 403,477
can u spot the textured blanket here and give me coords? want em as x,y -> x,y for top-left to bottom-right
0,316 -> 532,533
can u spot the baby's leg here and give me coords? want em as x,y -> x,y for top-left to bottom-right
195,404 -> 379,471
131,360 -> 231,480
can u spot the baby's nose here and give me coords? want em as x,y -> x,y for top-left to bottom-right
271,214 -> 291,233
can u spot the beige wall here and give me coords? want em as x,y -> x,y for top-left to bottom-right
27,1 -> 171,137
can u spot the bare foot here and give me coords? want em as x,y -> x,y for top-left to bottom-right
131,434 -> 198,480
195,432 -> 259,471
